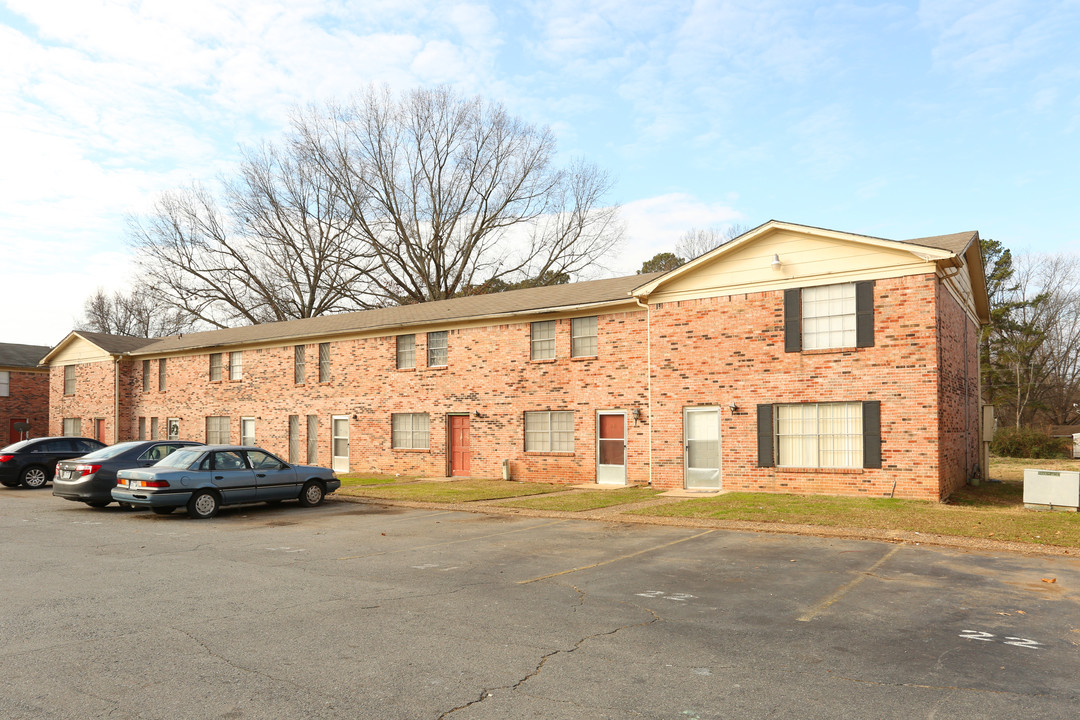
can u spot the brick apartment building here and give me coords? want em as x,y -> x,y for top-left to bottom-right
0,343 -> 51,444
41,221 -> 989,500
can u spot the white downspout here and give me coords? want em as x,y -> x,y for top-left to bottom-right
634,295 -> 652,486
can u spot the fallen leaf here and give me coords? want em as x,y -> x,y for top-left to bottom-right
997,612 -> 1011,616
1016,610 -> 1027,615
1042,578 -> 1057,584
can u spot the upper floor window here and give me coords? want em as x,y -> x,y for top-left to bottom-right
230,351 -> 242,381
392,413 -> 430,449
0,371 -> 7,396
427,331 -> 447,367
785,281 -> 874,352
802,283 -> 856,350
158,358 -> 167,392
318,343 -> 330,382
531,321 -> 556,360
209,353 -> 223,381
571,317 -> 598,357
63,365 -> 76,395
142,360 -> 151,392
294,345 -> 306,384
397,334 -> 415,369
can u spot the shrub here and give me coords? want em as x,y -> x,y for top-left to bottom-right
990,427 -> 1071,459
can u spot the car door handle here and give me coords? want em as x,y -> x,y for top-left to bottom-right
215,475 -> 223,480
256,473 -> 266,478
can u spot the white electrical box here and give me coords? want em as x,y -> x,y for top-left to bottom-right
1023,469 -> 1080,511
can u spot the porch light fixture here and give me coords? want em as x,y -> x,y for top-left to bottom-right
633,407 -> 642,422
729,403 -> 739,414
771,254 -> 782,270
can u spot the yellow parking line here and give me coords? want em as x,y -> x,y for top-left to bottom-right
797,544 -> 904,622
336,519 -> 570,560
518,529 -> 717,584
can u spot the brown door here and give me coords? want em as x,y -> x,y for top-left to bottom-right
9,418 -> 27,443
449,415 -> 471,476
95,419 -> 106,441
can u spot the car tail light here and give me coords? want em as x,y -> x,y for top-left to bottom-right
121,479 -> 171,488
0,455 -> 12,463
74,464 -> 101,477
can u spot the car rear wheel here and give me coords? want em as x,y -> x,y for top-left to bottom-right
1,479 -> 19,488
187,490 -> 220,519
298,480 -> 325,507
85,500 -> 110,508
151,506 -> 176,515
20,466 -> 48,489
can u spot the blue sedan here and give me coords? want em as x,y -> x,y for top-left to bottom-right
113,445 -> 340,519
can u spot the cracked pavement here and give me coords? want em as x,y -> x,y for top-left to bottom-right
1,490 -> 1078,719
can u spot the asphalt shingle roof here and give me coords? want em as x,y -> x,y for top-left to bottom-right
0,342 -> 52,368
132,274 -> 664,356
73,332 -> 157,354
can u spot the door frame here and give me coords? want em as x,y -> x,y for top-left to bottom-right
683,406 -> 722,490
446,412 -> 471,477
330,415 -> 350,473
595,410 -> 628,485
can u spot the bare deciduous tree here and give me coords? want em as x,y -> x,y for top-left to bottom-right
129,85 -> 624,327
78,285 -> 195,338
675,224 -> 749,261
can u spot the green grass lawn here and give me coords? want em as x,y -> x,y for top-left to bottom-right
496,486 -> 662,512
338,478 -> 565,503
338,474 -> 414,487
988,455 -> 1080,482
625,487 -> 1080,549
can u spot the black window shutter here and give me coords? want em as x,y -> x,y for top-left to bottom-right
855,281 -> 875,348
784,289 -> 801,352
862,401 -> 881,469
757,404 -> 775,468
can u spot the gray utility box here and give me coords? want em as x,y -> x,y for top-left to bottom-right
1023,469 -> 1080,511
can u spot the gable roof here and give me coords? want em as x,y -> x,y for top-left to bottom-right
632,220 -> 988,323
40,331 -> 157,365
0,342 -> 52,369
131,274 -> 663,356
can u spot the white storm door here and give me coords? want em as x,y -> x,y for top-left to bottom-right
596,411 -> 627,485
331,415 -> 350,473
684,407 -> 721,490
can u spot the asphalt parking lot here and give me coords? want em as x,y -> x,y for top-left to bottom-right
1,490 -> 1078,719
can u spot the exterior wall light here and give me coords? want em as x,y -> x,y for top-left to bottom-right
771,254 -> 782,270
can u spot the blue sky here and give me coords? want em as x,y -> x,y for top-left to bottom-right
2,0 -> 1078,345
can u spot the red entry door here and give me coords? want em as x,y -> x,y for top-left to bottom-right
9,418 -> 28,443
95,419 -> 106,441
449,415 -> 471,476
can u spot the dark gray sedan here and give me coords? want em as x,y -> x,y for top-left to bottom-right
53,440 -> 204,508
112,445 -> 340,519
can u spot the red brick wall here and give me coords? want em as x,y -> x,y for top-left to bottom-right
1,369 -> 49,443
936,282 -> 981,498
127,311 -> 650,484
49,361 -> 120,442
648,274 -> 945,500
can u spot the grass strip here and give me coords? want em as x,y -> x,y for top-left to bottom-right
339,478 -> 564,503
625,486 -> 1080,549
338,474 -> 415,487
497,487 -> 662,512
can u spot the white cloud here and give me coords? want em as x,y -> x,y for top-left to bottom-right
610,193 -> 743,274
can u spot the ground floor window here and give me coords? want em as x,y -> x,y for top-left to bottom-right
288,415 -> 300,463
62,418 -> 81,437
392,413 -> 430,449
524,411 -> 574,452
206,416 -> 230,444
150,417 -> 160,440
776,402 -> 863,468
241,417 -> 255,446
306,415 -> 318,463
138,417 -> 146,440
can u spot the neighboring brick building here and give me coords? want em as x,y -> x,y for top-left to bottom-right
0,343 -> 51,444
41,221 -> 990,500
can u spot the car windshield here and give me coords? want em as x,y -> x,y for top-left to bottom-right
77,442 -> 143,460
154,448 -> 206,469
1,439 -> 33,453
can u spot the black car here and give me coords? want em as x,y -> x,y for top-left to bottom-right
0,437 -> 107,489
53,440 -> 205,508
